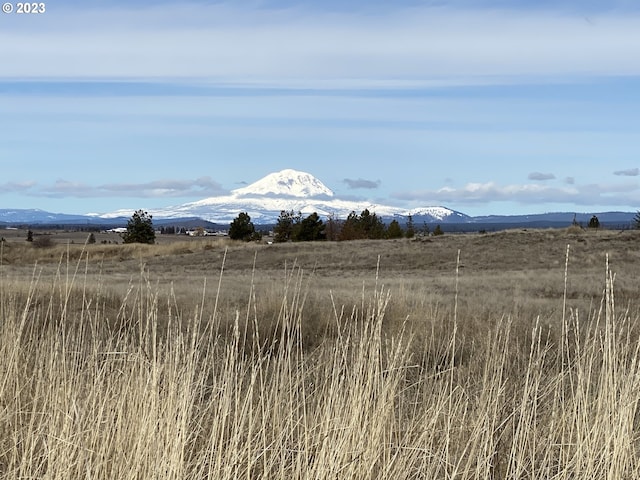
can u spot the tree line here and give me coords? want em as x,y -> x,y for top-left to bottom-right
98,209 -> 640,245
228,209 -> 443,242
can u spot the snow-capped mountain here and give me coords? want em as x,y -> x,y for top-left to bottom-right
0,170 -> 467,225
407,207 -> 470,222
124,169 -> 467,224
1,171 -> 636,228
0,209 -> 106,224
232,169 -> 334,198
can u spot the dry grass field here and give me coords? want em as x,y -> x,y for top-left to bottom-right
1,226 -> 640,478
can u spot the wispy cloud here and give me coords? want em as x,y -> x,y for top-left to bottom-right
614,168 -> 639,176
565,176 -> 575,184
393,180 -> 640,207
2,4 -> 640,87
34,177 -> 226,199
528,172 -> 556,181
0,181 -> 37,193
343,178 -> 381,189
100,177 -> 225,196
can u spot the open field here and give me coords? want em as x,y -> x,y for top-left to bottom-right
4,227 -> 640,326
1,227 -> 640,478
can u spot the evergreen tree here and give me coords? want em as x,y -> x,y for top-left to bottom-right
339,211 -> 361,240
229,212 -> 258,241
26,230 -> 33,242
122,210 -> 155,244
634,211 -> 640,229
293,212 -> 325,241
386,219 -> 404,239
274,210 -> 300,242
405,215 -> 415,238
433,224 -> 444,236
588,215 -> 600,229
338,209 -> 386,240
359,209 -> 385,239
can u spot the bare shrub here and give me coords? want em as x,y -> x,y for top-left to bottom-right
31,235 -> 53,248
566,224 -> 584,234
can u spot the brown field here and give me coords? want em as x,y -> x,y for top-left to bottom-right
1,226 -> 640,478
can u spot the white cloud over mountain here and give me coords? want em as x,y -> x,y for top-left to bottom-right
23,178 -> 227,199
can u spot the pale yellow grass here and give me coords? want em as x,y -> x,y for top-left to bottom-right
0,240 -> 639,478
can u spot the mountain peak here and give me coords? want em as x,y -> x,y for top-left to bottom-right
232,169 -> 334,198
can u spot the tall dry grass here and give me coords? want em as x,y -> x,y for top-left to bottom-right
0,236 -> 231,266
0,243 -> 639,478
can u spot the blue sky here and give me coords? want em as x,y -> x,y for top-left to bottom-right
1,0 -> 640,216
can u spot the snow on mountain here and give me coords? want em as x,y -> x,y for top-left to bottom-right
95,169 -> 467,225
407,206 -> 470,222
3,171 -> 635,227
0,208 -> 97,223
0,171 -> 466,225
150,195 -> 403,224
232,169 -> 334,198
